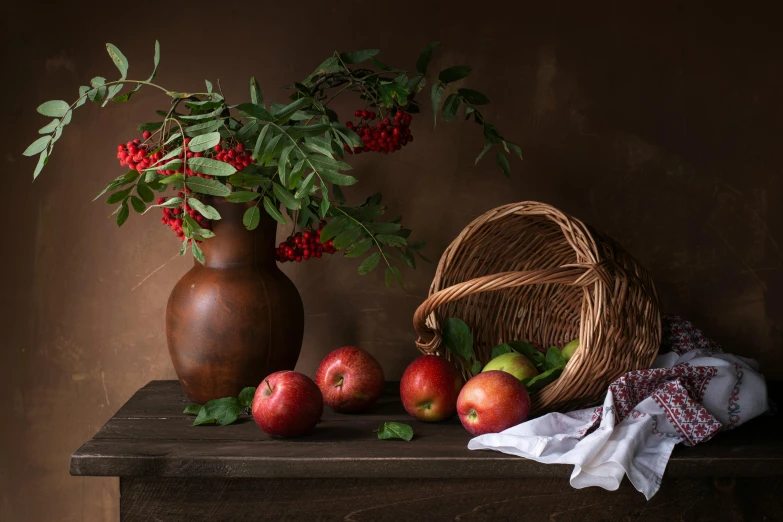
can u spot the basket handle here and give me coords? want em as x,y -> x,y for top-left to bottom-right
413,263 -> 609,354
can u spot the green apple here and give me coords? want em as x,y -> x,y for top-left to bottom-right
562,339 -> 579,361
482,352 -> 538,380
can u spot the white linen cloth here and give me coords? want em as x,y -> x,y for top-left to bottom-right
467,316 -> 769,499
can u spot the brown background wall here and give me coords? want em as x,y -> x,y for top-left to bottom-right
2,1 -> 782,520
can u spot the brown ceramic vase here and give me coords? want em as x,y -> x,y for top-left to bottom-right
166,198 -> 304,404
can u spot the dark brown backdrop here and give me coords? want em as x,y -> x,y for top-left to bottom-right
2,1 -> 782,520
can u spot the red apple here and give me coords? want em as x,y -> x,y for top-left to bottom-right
252,371 -> 323,437
400,355 -> 464,421
315,346 -> 384,412
457,370 -> 530,436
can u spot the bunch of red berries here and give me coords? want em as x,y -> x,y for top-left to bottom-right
213,142 -> 254,171
275,222 -> 337,263
158,189 -> 212,241
116,131 -> 163,172
345,109 -> 413,154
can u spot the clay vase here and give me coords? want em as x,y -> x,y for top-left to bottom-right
166,198 -> 304,404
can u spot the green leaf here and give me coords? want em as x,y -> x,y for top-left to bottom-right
438,65 -> 472,83
106,187 -> 132,204
365,222 -> 401,234
187,157 -> 237,177
376,421 -> 413,441
301,140 -> 334,158
238,387 -> 256,408
186,177 -> 231,197
23,136 -> 51,157
37,100 -> 69,118
192,397 -> 243,426
339,49 -> 379,64
376,234 -> 407,247
319,183 -> 330,218
496,150 -> 511,178
251,124 -> 271,160
262,197 -> 286,224
508,341 -> 547,372
507,142 -> 523,160
430,84 -> 445,127
116,201 -> 130,227
491,343 -> 514,359
188,132 -> 221,152
250,76 -> 263,105
442,94 -> 460,122
136,182 -> 154,203
105,43 -> 128,78
243,206 -> 261,230
273,97 -> 314,122
416,42 -> 440,75
191,239 -> 205,264
273,182 -> 300,210
475,143 -> 492,165
184,120 -> 224,137
32,150 -> 48,180
183,404 -> 202,415
294,173 -> 316,199
260,134 -> 283,164
522,367 -> 563,393
228,172 -> 273,189
310,56 -> 343,76
378,82 -> 409,107
333,227 -> 362,250
129,195 -> 146,213
142,196 -> 183,214
277,145 -> 294,185
182,214 -> 215,240
287,124 -> 331,140
320,216 -> 348,242
471,359 -> 483,376
442,318 -> 474,361
545,347 -> 566,371
318,169 -> 358,186
226,190 -> 260,203
187,198 -> 221,220
358,252 -> 381,275
483,122 -> 503,144
158,173 -> 185,185
458,88 -> 490,105
344,237 -> 372,258
237,102 -> 274,121
38,119 -> 60,134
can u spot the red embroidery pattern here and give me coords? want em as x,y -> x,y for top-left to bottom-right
608,365 -> 718,422
726,362 -> 744,430
651,381 -> 722,446
662,315 -> 722,356
572,316 -> 737,447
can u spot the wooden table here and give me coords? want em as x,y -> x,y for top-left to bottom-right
71,381 -> 782,521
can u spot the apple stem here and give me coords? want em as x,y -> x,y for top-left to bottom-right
265,379 -> 272,394
335,377 -> 344,388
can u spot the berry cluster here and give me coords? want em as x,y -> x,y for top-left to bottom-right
275,222 -> 337,263
158,189 -> 212,241
213,142 -> 254,171
345,109 -> 413,154
116,131 -> 162,172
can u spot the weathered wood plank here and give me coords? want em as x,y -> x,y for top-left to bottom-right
120,476 -> 780,521
113,380 -> 408,421
72,380 -> 783,480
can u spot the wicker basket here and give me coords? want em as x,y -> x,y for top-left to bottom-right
413,202 -> 661,414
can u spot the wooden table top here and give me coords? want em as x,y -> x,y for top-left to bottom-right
71,380 -> 782,479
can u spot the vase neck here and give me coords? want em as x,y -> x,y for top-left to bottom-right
198,199 -> 277,269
